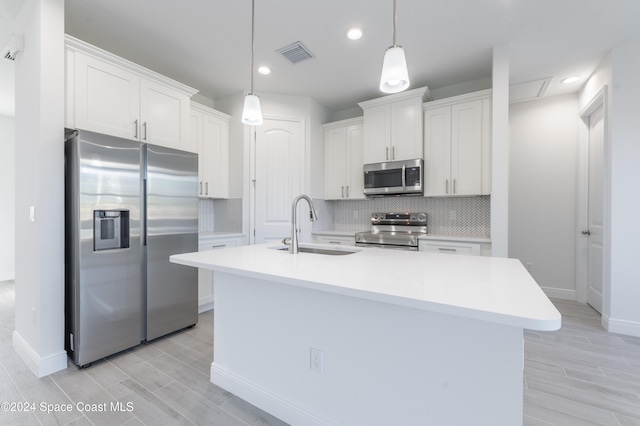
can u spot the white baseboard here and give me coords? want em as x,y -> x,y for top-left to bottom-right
12,331 -> 68,378
0,269 -> 15,282
210,362 -> 341,426
198,301 -> 214,314
603,315 -> 640,338
541,286 -> 576,301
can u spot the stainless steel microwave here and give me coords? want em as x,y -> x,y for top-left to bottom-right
363,158 -> 423,196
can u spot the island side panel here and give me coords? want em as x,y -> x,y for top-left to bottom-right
211,271 -> 524,426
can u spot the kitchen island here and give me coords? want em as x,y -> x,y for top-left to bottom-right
171,243 -> 561,426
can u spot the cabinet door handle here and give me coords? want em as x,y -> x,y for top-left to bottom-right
341,186 -> 344,198
211,244 -> 227,249
143,122 -> 148,141
445,179 -> 449,194
346,185 -> 350,197
199,181 -> 203,195
581,230 -> 591,235
392,146 -> 395,160
328,241 -> 342,244
453,178 -> 456,194
386,147 -> 389,160
438,248 -> 457,252
205,182 -> 209,195
134,119 -> 139,139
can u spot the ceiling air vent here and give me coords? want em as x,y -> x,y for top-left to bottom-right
277,41 -> 314,64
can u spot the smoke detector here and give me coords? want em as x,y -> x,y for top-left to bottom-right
2,34 -> 23,61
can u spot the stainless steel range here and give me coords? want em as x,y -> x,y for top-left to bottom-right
355,212 -> 427,251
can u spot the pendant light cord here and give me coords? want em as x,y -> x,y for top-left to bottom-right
250,0 -> 255,94
392,0 -> 397,46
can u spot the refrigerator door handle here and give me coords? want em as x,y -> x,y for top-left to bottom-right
142,178 -> 147,247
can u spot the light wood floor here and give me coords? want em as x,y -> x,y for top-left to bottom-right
1,280 -> 639,425
524,299 -> 640,426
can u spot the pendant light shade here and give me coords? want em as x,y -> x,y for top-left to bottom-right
380,0 -> 410,94
380,45 -> 409,93
241,0 -> 263,126
242,93 -> 263,126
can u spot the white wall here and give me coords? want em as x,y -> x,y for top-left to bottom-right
491,45 -> 510,257
606,40 -> 640,336
509,94 -> 579,299
0,115 -> 15,281
12,0 -> 67,377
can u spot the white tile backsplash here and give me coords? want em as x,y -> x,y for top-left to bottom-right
328,196 -> 490,238
199,198 -> 243,233
201,196 -> 490,238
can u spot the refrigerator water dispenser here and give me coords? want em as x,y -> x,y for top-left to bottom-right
93,210 -> 130,251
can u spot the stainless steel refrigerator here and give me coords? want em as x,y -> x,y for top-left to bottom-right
64,129 -> 198,367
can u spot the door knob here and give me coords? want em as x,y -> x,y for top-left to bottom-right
581,230 -> 591,235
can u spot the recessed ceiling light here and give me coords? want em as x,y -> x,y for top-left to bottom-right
561,76 -> 580,84
258,66 -> 271,75
347,27 -> 363,40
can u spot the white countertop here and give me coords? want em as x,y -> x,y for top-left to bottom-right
419,235 -> 491,243
171,243 -> 561,331
199,232 -> 245,240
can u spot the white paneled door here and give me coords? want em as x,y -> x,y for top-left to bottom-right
586,104 -> 604,313
252,118 -> 304,244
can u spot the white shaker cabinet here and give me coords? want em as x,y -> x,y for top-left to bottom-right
71,52 -> 140,140
190,103 -> 231,198
314,235 -> 356,246
66,35 -> 197,152
324,118 -> 365,200
198,235 -> 244,312
418,237 -> 492,256
358,87 -> 430,164
423,90 -> 491,197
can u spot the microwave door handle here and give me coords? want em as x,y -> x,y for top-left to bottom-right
401,163 -> 406,190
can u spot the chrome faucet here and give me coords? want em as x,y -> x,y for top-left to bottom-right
285,194 -> 318,254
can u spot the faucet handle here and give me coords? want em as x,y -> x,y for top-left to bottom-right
282,237 -> 291,246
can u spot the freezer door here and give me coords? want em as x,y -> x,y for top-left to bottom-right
65,129 -> 143,366
145,144 -> 198,340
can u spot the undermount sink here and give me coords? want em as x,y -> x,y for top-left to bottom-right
270,244 -> 359,256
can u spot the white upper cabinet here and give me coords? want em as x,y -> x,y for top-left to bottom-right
72,52 -> 140,140
423,90 -> 492,197
324,118 -> 365,200
358,87 -> 430,164
65,35 -> 197,152
191,102 -> 230,198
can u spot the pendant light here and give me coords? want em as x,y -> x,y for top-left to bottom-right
241,0 -> 263,125
379,0 -> 410,93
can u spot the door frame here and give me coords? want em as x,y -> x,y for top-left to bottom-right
247,115 -> 307,245
576,86 -> 609,309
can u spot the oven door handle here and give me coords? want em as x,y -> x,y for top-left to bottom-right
355,242 -> 417,251
401,162 -> 406,190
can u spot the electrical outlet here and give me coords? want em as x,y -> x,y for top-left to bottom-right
310,347 -> 323,373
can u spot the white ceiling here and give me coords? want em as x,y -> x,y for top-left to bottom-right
3,0 -> 640,115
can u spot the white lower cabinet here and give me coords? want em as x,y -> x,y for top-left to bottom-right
198,236 -> 243,312
314,235 -> 356,246
419,238 -> 491,256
